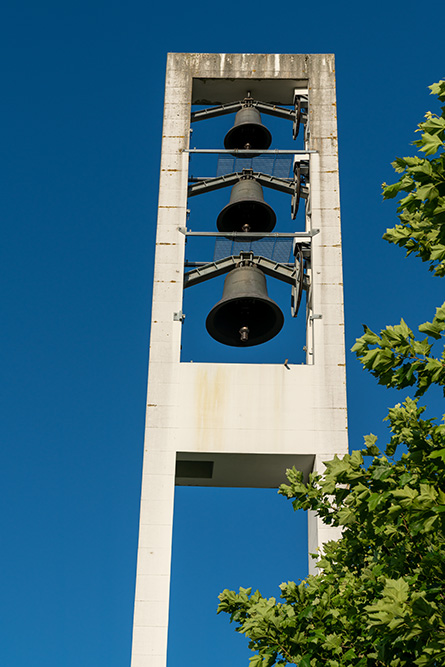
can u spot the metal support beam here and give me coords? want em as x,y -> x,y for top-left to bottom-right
188,170 -> 301,197
187,172 -> 242,197
187,167 -> 309,218
184,252 -> 300,289
190,100 -> 244,122
190,95 -> 308,124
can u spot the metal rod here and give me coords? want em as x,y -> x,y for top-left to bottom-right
184,261 -> 295,267
184,149 -> 316,154
183,231 -> 312,238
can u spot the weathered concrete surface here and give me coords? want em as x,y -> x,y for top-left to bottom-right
131,53 -> 347,667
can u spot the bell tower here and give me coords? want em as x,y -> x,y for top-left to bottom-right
130,53 -> 348,667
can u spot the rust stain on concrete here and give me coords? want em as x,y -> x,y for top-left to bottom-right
194,366 -> 226,451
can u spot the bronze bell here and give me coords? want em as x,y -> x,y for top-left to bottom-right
216,178 -> 276,236
206,265 -> 284,347
224,106 -> 272,155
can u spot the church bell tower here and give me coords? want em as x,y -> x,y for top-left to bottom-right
130,52 -> 348,667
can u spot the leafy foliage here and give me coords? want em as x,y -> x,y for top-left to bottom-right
218,82 -> 445,666
351,304 -> 445,397
382,80 -> 445,276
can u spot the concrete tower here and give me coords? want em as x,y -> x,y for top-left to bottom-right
131,53 -> 348,667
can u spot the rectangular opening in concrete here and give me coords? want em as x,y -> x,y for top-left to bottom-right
175,452 -> 314,487
167,485 -> 309,667
182,81 -> 309,364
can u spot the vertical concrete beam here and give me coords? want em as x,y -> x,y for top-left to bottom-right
131,55 -> 190,667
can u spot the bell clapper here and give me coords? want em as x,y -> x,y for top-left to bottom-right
239,326 -> 249,342
242,223 -> 251,232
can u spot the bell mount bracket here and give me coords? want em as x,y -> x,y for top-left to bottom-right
190,93 -> 308,139
187,164 -> 309,219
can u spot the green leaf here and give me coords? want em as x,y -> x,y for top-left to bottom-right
429,80 -> 445,100
416,131 -> 443,156
298,656 -> 311,667
429,448 -> 445,463
383,181 -> 402,199
418,321 -> 444,339
412,595 -> 437,617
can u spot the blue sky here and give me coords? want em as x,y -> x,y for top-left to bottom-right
1,1 -> 444,666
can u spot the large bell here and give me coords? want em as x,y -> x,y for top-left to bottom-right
217,178 -> 276,235
224,106 -> 272,155
206,265 -> 284,347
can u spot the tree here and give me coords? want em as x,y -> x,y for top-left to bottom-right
217,81 -> 445,667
